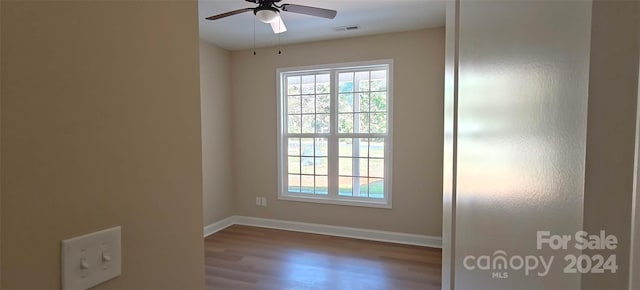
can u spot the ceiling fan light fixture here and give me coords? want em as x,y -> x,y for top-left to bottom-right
255,8 -> 279,23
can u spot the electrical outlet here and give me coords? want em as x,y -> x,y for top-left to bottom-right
61,226 -> 121,290
261,197 -> 267,207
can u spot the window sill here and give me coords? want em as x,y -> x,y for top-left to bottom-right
278,194 -> 392,209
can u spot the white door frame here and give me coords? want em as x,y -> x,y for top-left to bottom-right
629,11 -> 640,285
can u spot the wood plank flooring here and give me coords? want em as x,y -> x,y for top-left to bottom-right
205,225 -> 442,290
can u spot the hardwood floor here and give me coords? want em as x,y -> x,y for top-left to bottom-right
205,225 -> 442,290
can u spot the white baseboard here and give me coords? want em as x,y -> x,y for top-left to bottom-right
203,216 -> 235,237
204,215 -> 442,248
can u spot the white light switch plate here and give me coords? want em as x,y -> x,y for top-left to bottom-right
61,226 -> 121,290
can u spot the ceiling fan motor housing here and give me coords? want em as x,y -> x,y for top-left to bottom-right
246,0 -> 283,5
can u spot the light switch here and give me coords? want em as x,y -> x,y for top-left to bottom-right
61,226 -> 121,290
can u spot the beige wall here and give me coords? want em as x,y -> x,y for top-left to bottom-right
200,40 -> 234,226
1,2 -> 204,290
449,1 -> 593,288
230,28 -> 445,236
583,1 -> 640,289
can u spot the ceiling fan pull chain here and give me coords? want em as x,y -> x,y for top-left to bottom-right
278,19 -> 282,55
253,15 -> 257,55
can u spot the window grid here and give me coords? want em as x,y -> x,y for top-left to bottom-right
287,73 -> 331,135
287,137 -> 329,195
337,138 -> 385,199
285,72 -> 330,196
336,68 -> 388,199
279,61 -> 392,208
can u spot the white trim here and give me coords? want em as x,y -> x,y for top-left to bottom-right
630,39 -> 640,290
277,59 -> 395,75
203,216 -> 235,237
278,194 -> 391,209
204,215 -> 442,248
276,59 -> 394,209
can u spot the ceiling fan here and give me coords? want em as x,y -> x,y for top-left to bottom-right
205,0 -> 337,34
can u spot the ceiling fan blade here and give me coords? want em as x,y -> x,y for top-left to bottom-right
205,8 -> 253,20
281,4 -> 337,19
270,15 -> 287,34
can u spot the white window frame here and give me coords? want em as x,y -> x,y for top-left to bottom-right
276,59 -> 394,209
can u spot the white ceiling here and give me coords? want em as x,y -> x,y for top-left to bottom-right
198,0 -> 446,51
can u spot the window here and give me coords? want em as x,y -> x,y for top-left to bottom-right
277,60 -> 393,208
